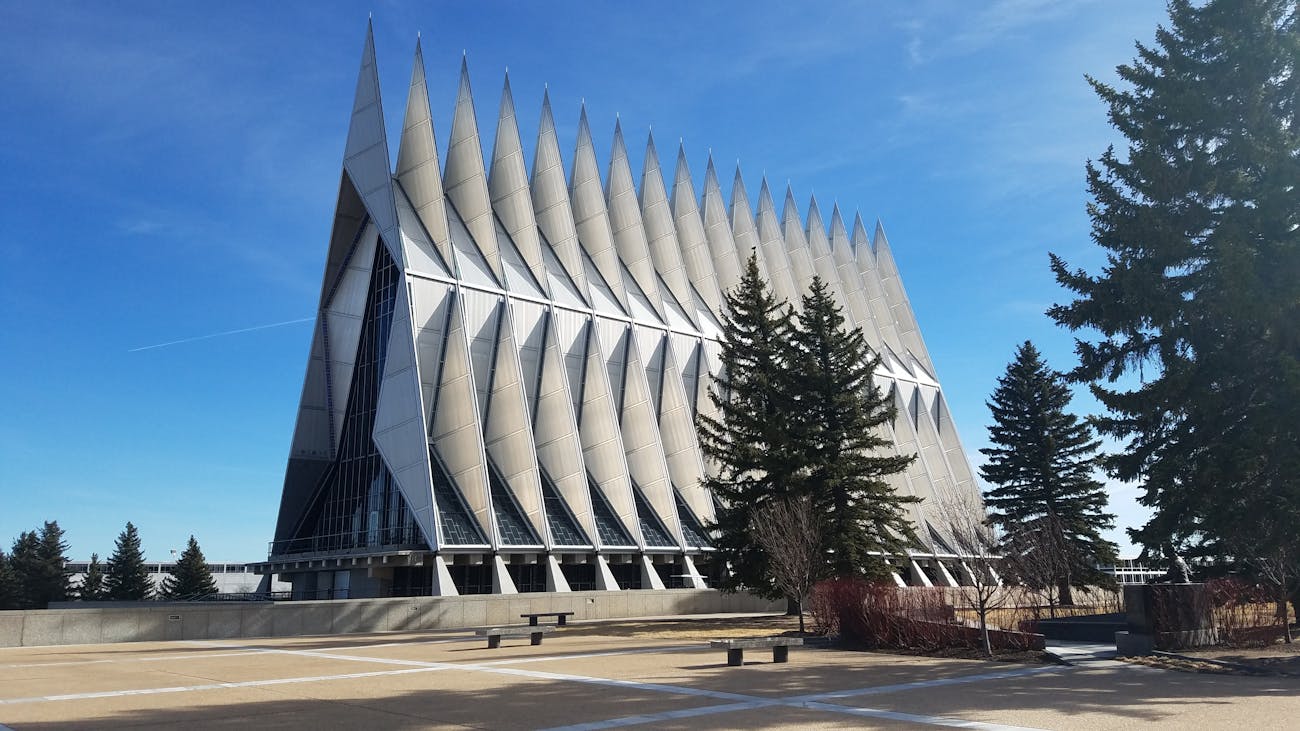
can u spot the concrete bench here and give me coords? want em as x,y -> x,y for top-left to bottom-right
474,624 -> 557,649
709,636 -> 804,666
521,611 -> 576,627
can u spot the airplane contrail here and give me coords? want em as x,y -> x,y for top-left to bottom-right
128,317 -> 315,353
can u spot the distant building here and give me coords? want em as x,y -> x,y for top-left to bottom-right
66,561 -> 290,596
1098,558 -> 1164,585
258,24 -> 985,598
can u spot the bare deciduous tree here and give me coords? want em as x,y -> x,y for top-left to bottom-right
1004,512 -> 1073,619
750,496 -> 822,633
1231,517 -> 1299,645
935,493 -> 1011,657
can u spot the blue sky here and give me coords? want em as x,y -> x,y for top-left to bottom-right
0,1 -> 1169,562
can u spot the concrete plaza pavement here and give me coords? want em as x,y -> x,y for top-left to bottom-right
1,616 -> 1297,730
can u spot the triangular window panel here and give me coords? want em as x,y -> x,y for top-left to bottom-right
657,274 -> 696,331
494,215 -> 547,298
621,264 -> 664,325
394,183 -> 452,278
643,335 -> 667,416
285,244 -> 429,555
446,200 -> 501,289
582,250 -> 626,317
540,468 -> 591,546
488,458 -> 542,546
674,490 -> 712,548
538,229 -> 588,309
587,475 -> 635,547
430,447 -> 488,546
690,284 -> 725,339
679,341 -> 702,417
632,480 -> 675,548
928,523 -> 955,554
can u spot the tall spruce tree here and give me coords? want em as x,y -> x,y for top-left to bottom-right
80,553 -> 107,601
698,253 -> 798,596
105,522 -> 152,600
32,521 -> 71,608
8,531 -> 42,609
0,549 -> 18,610
980,342 -> 1117,603
1049,0 -> 1300,559
160,536 -> 218,599
788,277 -> 917,579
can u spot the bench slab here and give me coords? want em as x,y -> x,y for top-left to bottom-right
475,625 -> 557,648
710,636 -> 804,666
709,637 -> 804,649
521,611 -> 576,626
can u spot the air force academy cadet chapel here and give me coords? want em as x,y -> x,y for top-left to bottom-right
257,26 -> 984,599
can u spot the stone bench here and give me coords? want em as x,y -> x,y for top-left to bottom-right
521,611 -> 576,627
709,636 -> 804,666
474,624 -> 557,649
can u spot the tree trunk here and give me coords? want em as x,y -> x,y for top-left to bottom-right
1058,578 -> 1074,607
978,602 -> 993,658
1279,599 -> 1293,644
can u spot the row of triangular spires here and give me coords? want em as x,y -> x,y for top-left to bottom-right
272,26 -> 982,591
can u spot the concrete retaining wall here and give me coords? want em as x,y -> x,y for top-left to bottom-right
0,589 -> 783,648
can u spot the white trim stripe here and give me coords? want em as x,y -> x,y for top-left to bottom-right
0,667 -> 445,706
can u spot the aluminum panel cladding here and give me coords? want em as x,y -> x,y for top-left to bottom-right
427,290 -> 493,542
605,120 -> 664,320
639,132 -> 696,326
408,278 -> 454,420
489,73 -> 550,294
395,39 -> 453,268
569,106 -> 627,310
531,90 -> 589,297
395,185 -> 451,279
754,177 -> 802,308
324,223 -> 379,453
700,157 -> 744,294
443,58 -> 503,282
670,147 -> 723,319
373,281 -> 439,546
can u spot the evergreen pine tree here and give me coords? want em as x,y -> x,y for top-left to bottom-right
80,553 -> 107,601
1049,0 -> 1300,558
788,277 -> 918,579
0,550 -> 18,610
32,521 -> 71,607
161,536 -> 218,599
9,531 -> 43,609
980,342 -> 1118,603
698,252 -> 798,596
105,522 -> 152,600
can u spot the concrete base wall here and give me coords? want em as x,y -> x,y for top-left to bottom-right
0,590 -> 783,648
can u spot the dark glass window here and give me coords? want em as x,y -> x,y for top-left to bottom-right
506,563 -> 547,593
632,482 -> 675,547
560,563 -> 597,592
607,562 -> 642,589
288,240 -> 428,555
674,490 -> 712,548
446,564 -> 492,594
541,470 -> 590,546
587,477 -> 634,546
430,449 -> 488,545
489,460 -> 542,546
